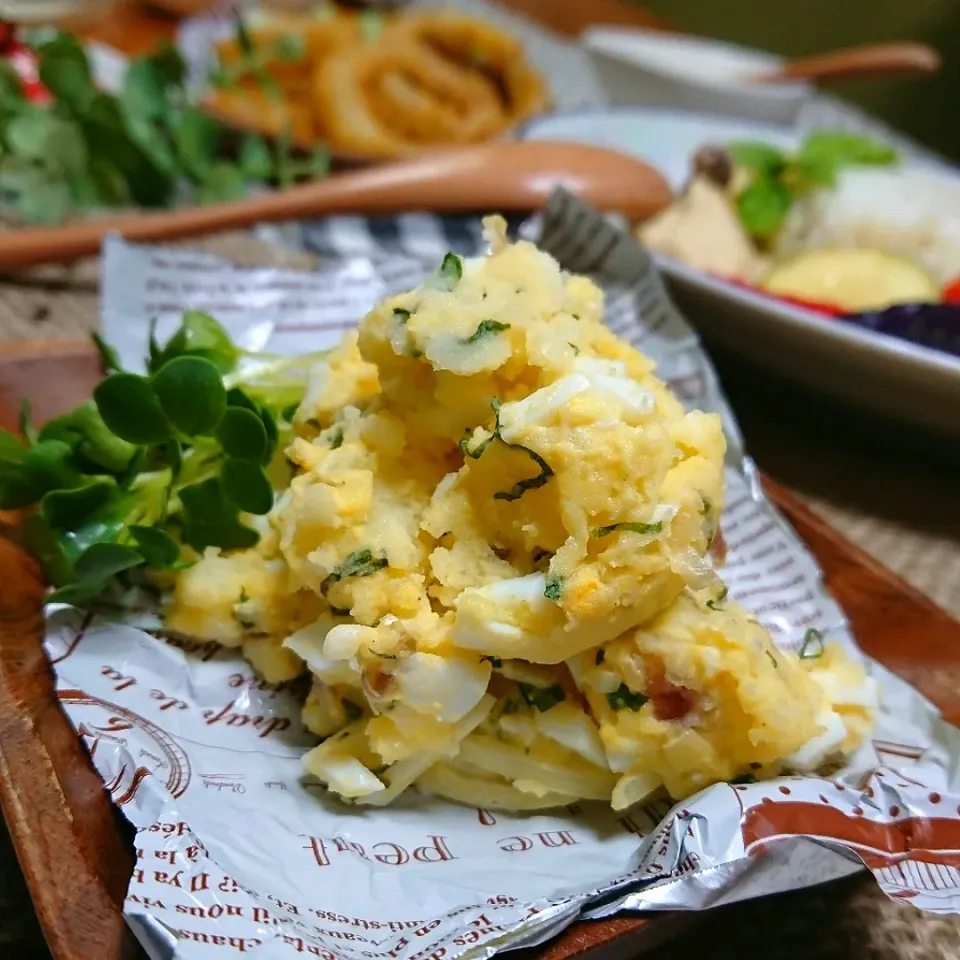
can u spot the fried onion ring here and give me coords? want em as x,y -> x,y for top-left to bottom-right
314,42 -> 507,158
388,12 -> 550,124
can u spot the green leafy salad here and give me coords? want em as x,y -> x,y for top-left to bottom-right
725,131 -> 898,244
0,29 -> 328,225
0,313 -> 325,605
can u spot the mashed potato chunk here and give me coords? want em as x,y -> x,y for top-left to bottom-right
165,219 -> 875,810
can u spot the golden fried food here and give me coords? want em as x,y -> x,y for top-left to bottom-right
206,8 -> 549,161
205,83 -> 317,147
389,12 -> 550,122
315,41 -> 509,158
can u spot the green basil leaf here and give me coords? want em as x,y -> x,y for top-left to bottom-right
73,541 -> 144,581
147,43 -> 187,88
735,174 -> 793,242
7,109 -> 87,176
129,524 -> 181,568
239,134 -> 274,181
180,477 -> 260,551
197,162 -> 247,204
221,458 -> 273,514
121,58 -> 169,122
726,141 -> 787,175
95,372 -> 172,445
24,513 -> 74,587
216,407 -> 267,462
173,106 -> 221,180
151,356 -> 227,437
16,176 -> 72,225
797,131 -> 897,170
0,59 -> 25,106
36,33 -> 95,112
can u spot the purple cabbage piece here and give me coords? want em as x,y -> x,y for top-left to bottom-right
843,303 -> 960,359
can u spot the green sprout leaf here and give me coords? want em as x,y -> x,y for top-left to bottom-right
151,356 -> 227,437
41,480 -> 114,531
91,332 -> 123,372
129,524 -> 181,568
221,458 -> 273,514
94,372 -> 172,445
73,541 -> 144,582
216,406 -> 267,462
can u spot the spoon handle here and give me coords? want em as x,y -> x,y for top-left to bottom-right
754,42 -> 941,84
0,142 -> 674,273
0,165 -> 459,273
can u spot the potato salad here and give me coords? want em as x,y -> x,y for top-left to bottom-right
166,218 -> 876,810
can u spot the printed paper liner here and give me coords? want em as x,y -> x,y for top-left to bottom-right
42,192 -> 960,960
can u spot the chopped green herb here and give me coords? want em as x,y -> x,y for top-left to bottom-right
280,402 -> 299,423
706,587 -> 729,611
543,575 -> 563,603
567,342 -> 581,355
765,650 -> 779,669
327,426 -> 344,450
518,683 -> 565,712
392,308 -> 411,324
343,700 -> 363,722
459,320 -> 510,345
595,649 -> 605,665
459,429 -> 496,460
438,252 -> 462,288
606,683 -> 648,712
592,521 -> 663,539
481,655 -> 502,668
494,445 -> 553,502
798,628 -> 825,660
238,587 -> 249,604
730,774 -> 757,785
321,549 -> 388,595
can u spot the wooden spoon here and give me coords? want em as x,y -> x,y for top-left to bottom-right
750,41 -> 941,84
0,141 -> 671,272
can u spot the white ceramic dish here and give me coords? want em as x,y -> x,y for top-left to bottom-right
582,27 -> 812,127
519,107 -> 960,439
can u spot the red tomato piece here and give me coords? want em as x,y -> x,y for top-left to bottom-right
942,276 -> 960,304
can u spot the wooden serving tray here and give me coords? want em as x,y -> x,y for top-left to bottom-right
1,339 -> 959,960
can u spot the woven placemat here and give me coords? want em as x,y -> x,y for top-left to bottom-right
0,232 -> 958,959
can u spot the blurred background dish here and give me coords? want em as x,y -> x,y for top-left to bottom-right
520,107 -> 960,437
581,27 -> 812,125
